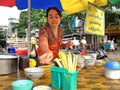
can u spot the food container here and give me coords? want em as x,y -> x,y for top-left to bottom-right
77,55 -> 85,70
105,68 -> 120,79
0,54 -> 18,75
83,55 -> 95,69
105,60 -> 120,69
15,49 -> 28,56
105,60 -> 120,79
7,46 -> 16,54
19,55 -> 29,70
88,51 -> 97,60
50,67 -> 78,90
33,85 -> 51,90
95,60 -> 103,66
12,79 -> 33,90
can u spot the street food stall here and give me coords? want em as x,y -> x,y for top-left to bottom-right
1,62 -> 120,90
1,0 -> 120,90
1,50 -> 120,90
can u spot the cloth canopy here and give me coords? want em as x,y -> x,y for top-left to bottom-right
60,0 -> 108,14
0,0 -> 108,15
0,0 -> 15,7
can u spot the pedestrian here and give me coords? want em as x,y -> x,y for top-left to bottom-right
81,36 -> 87,51
37,6 -> 73,64
110,38 -> 115,51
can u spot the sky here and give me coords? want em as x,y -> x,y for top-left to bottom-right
0,6 -> 21,26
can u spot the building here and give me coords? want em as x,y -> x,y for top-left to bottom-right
105,25 -> 120,46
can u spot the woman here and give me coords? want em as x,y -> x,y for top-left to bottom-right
37,7 -> 73,64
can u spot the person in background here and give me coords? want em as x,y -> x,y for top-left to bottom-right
81,36 -> 87,51
37,7 -> 73,64
31,33 -> 38,48
72,37 -> 80,51
110,38 -> 115,51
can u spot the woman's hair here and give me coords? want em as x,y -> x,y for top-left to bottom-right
46,7 -> 62,17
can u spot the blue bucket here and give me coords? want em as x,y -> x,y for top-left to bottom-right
12,80 -> 33,90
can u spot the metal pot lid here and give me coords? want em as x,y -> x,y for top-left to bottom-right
0,54 -> 18,59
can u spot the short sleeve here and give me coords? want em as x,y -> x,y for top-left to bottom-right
38,27 -> 48,39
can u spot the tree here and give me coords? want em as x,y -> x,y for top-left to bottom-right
11,9 -> 46,38
103,2 -> 120,26
11,2 -> 120,37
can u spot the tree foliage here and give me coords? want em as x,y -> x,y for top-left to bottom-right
11,2 -> 120,37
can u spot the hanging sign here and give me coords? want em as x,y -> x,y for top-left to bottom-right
106,25 -> 120,34
85,2 -> 105,36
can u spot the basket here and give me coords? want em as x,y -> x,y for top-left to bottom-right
50,67 -> 78,90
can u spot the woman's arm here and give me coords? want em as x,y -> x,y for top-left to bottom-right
38,36 -> 53,64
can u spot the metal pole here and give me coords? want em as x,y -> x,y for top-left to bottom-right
27,0 -> 31,57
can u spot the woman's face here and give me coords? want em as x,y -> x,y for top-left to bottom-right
47,9 -> 61,28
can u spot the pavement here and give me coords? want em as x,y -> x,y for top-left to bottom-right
105,47 -> 120,60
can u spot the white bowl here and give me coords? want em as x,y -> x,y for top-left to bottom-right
24,67 -> 45,80
33,85 -> 51,90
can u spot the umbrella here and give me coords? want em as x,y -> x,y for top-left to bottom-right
0,0 -> 108,14
0,0 -> 108,56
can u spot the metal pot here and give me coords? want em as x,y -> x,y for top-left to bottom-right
0,54 -> 18,75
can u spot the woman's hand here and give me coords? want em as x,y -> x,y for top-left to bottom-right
38,50 -> 53,64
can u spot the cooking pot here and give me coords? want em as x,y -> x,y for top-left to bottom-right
0,54 -> 18,75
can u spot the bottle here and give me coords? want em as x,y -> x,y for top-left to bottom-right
29,44 -> 37,67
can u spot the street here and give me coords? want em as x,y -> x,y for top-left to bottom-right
106,47 -> 120,59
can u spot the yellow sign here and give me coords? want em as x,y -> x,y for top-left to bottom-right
85,3 -> 105,36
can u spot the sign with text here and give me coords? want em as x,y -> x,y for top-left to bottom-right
85,3 -> 105,36
106,25 -> 120,34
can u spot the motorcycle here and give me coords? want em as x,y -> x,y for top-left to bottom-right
96,43 -> 108,59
